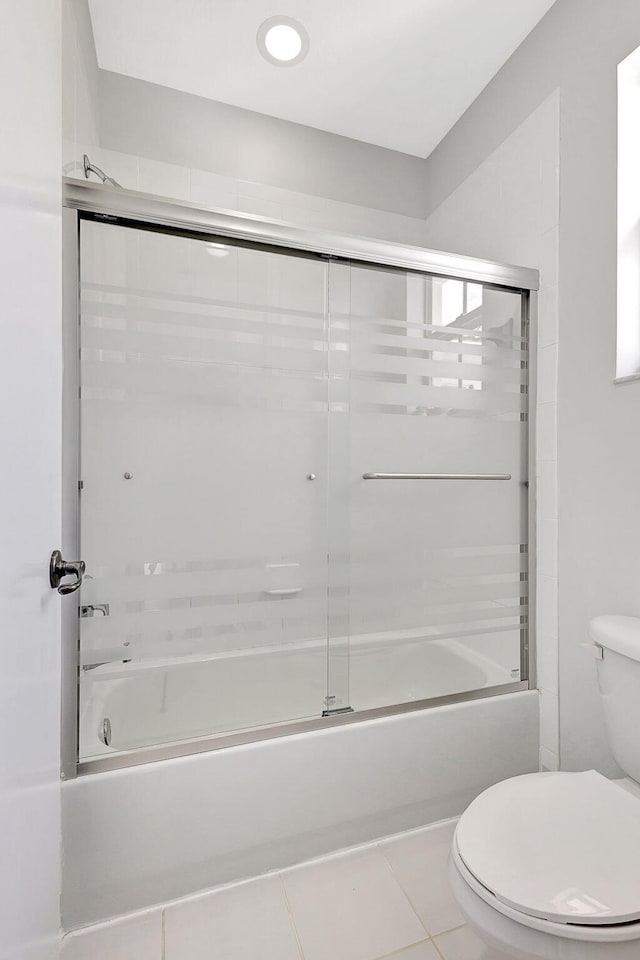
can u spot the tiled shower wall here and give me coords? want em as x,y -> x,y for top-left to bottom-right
422,91 -> 560,770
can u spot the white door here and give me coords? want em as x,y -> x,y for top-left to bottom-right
0,2 -> 62,958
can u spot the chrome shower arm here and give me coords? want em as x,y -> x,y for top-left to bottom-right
83,154 -> 121,188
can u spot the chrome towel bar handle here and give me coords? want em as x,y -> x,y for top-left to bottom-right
362,472 -> 512,481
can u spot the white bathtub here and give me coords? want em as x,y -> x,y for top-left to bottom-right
63,687 -> 538,929
79,632 -> 518,758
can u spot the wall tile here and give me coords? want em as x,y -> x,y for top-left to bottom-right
62,139 -> 84,178
537,459 -> 558,518
138,157 -> 190,202
540,689 -> 559,753
539,227 -> 559,289
538,518 -> 558,579
537,575 -> 558,640
536,402 -> 557,462
538,343 -> 558,404
236,195 -> 284,219
538,284 -> 559,348
537,633 -> 559,693
540,161 -> 560,235
189,168 -> 238,210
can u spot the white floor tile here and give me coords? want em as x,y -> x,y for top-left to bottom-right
164,875 -> 301,960
434,925 -> 512,959
380,821 -> 465,937
281,847 -> 426,960
61,911 -> 162,960
379,941 -> 441,959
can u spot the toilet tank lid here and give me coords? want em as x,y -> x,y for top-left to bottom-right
590,615 -> 640,661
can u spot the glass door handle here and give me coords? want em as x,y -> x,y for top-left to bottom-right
362,472 -> 512,481
49,550 -> 86,595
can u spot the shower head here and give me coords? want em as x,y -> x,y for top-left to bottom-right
83,154 -> 121,188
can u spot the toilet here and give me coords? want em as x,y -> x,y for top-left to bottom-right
450,616 -> 640,960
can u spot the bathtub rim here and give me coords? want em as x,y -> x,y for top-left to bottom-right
76,679 -> 528,776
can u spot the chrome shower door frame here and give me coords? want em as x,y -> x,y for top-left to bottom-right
61,179 -> 538,778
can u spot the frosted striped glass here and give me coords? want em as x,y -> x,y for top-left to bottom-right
328,263 -> 528,712
78,220 -> 333,757
76,219 -> 529,760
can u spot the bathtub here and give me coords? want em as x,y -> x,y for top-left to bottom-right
79,631 -> 518,758
64,684 -> 538,929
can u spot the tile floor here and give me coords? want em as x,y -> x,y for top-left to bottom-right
61,819 -> 511,959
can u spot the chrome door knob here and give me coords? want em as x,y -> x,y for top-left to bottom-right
49,550 -> 86,595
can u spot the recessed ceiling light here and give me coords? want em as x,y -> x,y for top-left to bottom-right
257,16 -> 309,67
205,242 -> 230,258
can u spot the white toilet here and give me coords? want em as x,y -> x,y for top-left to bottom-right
450,616 -> 640,959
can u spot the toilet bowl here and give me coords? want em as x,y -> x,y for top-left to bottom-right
450,616 -> 640,960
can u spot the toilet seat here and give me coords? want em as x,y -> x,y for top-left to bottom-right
455,770 -> 640,932
452,840 -> 640,945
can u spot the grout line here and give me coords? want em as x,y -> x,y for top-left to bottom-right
373,937 -> 434,960
435,922 -> 466,937
278,874 -> 306,960
377,844 -> 433,939
161,909 -> 165,960
430,935 -> 447,960
431,923 -> 469,959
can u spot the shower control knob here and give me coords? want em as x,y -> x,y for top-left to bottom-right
307,473 -> 316,481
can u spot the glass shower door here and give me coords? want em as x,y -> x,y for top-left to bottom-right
334,261 -> 529,712
77,219 -> 334,758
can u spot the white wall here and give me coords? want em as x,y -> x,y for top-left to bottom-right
422,92 -> 560,770
0,1 -> 62,957
421,0 -> 640,776
97,70 -> 431,218
62,0 -> 100,179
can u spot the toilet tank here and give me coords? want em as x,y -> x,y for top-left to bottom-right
591,616 -> 640,782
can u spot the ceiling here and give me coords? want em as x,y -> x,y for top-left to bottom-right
88,0 -> 557,158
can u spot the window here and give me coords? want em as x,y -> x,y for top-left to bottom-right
431,278 -> 484,390
617,45 -> 640,381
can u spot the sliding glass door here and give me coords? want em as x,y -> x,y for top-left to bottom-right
75,216 -> 529,763
78,220 -> 338,757
332,262 -> 529,712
